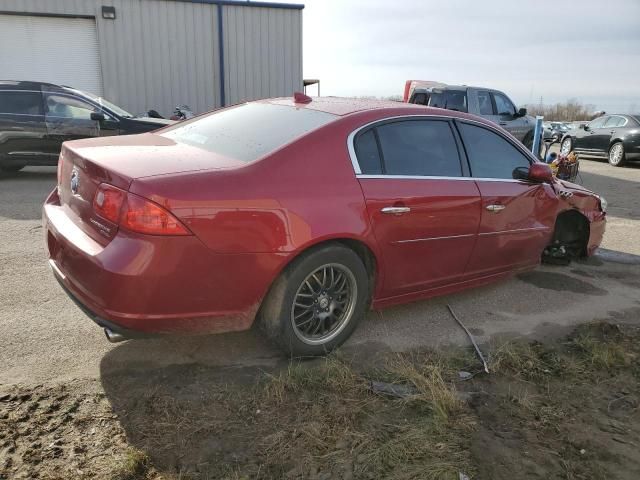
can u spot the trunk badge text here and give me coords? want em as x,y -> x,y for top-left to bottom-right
70,168 -> 80,196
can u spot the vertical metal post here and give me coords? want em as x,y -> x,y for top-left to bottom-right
532,116 -> 543,158
217,3 -> 226,107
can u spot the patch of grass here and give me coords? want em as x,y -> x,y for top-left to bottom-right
384,354 -> 464,426
115,448 -> 151,480
569,333 -> 627,370
254,352 -> 475,479
489,340 -> 573,381
263,354 -> 363,404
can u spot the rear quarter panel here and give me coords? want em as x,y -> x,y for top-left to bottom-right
128,117 -> 379,257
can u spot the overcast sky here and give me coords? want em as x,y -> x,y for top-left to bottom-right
299,0 -> 640,113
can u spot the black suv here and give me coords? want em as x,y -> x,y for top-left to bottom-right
0,81 -> 173,172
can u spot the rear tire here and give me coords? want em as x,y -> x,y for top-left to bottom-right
608,142 -> 626,167
259,244 -> 369,357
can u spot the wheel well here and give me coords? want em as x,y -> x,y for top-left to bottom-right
257,238 -> 379,322
551,210 -> 590,257
333,238 -> 378,292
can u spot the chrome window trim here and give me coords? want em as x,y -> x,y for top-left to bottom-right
356,174 -> 531,184
0,112 -> 43,117
0,89 -> 41,93
347,114 -> 536,182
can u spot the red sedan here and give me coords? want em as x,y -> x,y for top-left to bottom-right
43,95 -> 606,356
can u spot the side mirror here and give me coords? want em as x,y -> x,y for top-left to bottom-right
581,124 -> 589,131
528,163 -> 553,183
90,111 -> 105,122
517,107 -> 527,117
512,166 -> 530,181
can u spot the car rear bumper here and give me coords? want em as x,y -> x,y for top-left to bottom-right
43,189 -> 286,336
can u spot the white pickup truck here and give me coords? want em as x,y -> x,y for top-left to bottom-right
403,80 -> 538,150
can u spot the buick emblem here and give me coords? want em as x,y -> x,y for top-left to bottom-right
70,168 -> 80,195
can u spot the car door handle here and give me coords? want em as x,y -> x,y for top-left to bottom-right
499,122 -> 508,126
486,204 -> 506,213
381,206 -> 411,215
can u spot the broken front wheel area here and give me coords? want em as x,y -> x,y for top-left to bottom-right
542,211 -> 590,265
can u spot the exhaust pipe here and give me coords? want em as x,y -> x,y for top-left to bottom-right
104,328 -> 127,343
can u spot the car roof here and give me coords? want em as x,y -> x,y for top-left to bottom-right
0,80 -> 67,92
412,84 -> 508,94
256,95 -> 501,131
263,96 -> 428,116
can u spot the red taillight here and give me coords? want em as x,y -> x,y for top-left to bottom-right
121,193 -> 190,236
93,184 -> 126,223
93,184 -> 190,236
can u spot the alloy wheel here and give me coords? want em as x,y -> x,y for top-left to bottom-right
609,143 -> 623,165
290,263 -> 357,345
561,138 -> 572,155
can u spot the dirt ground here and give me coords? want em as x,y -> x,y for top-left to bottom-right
1,156 -> 640,479
2,322 -> 639,479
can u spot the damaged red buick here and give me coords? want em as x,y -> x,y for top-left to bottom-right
43,95 -> 606,356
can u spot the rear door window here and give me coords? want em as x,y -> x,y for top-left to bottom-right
162,103 -> 337,163
458,122 -> 531,179
477,91 -> 494,115
0,91 -> 43,115
374,120 -> 462,177
604,116 -> 626,128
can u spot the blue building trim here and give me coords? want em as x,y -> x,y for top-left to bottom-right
217,3 -> 226,107
176,0 -> 304,10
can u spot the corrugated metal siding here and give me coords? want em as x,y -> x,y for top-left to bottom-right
0,0 -> 302,115
222,5 -> 302,105
0,15 -> 103,95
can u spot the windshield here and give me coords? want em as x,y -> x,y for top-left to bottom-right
161,103 -> 337,163
70,88 -> 134,118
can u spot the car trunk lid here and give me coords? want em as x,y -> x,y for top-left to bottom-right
57,133 -> 245,244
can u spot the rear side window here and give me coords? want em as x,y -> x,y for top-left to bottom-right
458,123 -> 531,179
0,91 -> 43,115
428,90 -> 468,113
162,103 -> 337,163
411,92 -> 428,105
354,129 -> 382,174
374,120 -> 462,177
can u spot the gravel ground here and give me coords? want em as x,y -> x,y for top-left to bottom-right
1,157 -> 640,386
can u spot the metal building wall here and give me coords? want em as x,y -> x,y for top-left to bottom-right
222,5 -> 302,105
0,0 -> 303,116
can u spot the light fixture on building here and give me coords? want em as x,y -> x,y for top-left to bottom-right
101,6 -> 116,19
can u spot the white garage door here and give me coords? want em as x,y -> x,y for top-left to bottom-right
0,15 -> 103,96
